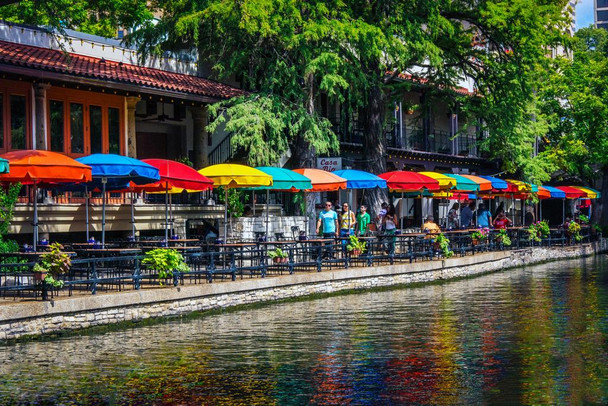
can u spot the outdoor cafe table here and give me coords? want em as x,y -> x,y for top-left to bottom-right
167,239 -> 201,247
75,248 -> 142,258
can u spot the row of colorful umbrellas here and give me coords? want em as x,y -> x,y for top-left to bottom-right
0,150 -> 601,246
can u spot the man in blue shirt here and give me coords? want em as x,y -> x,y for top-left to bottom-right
316,201 -> 339,259
477,203 -> 493,228
316,201 -> 339,238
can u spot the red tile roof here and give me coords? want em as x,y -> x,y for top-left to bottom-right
0,40 -> 244,100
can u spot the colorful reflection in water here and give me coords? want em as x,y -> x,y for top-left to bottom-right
1,256 -> 608,404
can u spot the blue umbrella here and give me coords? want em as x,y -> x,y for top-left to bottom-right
332,169 -> 387,189
333,169 -> 387,229
76,154 -> 160,247
479,176 -> 509,190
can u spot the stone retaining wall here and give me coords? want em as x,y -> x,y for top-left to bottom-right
1,242 -> 605,341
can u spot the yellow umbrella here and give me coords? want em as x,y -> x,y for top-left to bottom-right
419,172 -> 457,190
199,164 -> 273,240
200,164 -> 273,188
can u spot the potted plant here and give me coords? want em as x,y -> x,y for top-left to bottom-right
470,228 -> 489,245
268,248 -> 288,263
433,233 -> 453,258
578,214 -> 589,224
528,220 -> 550,242
495,229 -> 512,246
346,235 -> 366,257
568,221 -> 582,242
142,248 -> 190,285
34,242 -> 71,287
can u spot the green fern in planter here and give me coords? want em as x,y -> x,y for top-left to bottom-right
142,248 -> 190,284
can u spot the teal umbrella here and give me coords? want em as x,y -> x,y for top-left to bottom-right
251,167 -> 313,239
0,157 -> 8,174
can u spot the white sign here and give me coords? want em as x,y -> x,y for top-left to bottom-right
317,157 -> 342,172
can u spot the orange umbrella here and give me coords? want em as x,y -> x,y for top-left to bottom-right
0,150 -> 92,250
293,168 -> 347,192
0,150 -> 92,184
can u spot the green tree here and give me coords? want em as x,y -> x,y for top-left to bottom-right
0,0 -> 152,38
540,27 -> 608,224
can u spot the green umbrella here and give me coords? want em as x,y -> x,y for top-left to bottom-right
0,157 -> 8,174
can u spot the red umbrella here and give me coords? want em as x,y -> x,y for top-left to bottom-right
378,171 -> 440,191
555,186 -> 587,199
0,150 -> 92,250
128,159 -> 214,241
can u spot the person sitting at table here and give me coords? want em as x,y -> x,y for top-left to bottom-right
447,203 -> 459,229
493,210 -> 512,229
422,216 -> 441,238
356,205 -> 371,236
376,202 -> 388,232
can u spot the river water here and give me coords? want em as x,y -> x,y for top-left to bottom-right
1,256 -> 608,405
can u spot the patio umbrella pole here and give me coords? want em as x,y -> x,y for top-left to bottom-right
266,189 -> 270,240
165,181 -> 169,243
562,198 -> 565,225
131,191 -> 135,239
169,193 -> 173,238
85,185 -> 90,242
33,181 -> 38,251
224,188 -> 228,241
101,177 -> 107,249
511,193 -> 515,225
252,191 -> 256,216
420,190 -> 424,227
539,200 -> 542,221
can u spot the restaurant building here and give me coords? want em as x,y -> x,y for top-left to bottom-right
0,20 -> 246,240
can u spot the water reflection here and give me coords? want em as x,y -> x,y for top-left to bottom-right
1,256 -> 607,404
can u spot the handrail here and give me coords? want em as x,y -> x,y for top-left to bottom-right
0,226 -> 596,301
208,132 -> 233,165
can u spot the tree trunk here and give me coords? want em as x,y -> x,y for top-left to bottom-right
291,73 -> 317,236
363,75 -> 388,219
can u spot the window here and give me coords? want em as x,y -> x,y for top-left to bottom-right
0,80 -> 31,152
108,107 -> 120,154
70,103 -> 85,154
598,0 -> 608,9
47,88 -> 124,156
49,100 -> 64,152
89,105 -> 103,154
599,23 -> 608,30
597,10 -> 608,22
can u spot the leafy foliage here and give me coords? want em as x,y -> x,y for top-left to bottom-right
471,228 -> 490,241
208,95 -> 338,167
267,248 -> 288,259
215,186 -> 245,218
0,183 -> 21,238
39,243 -> 71,277
346,235 -> 366,253
568,221 -> 582,242
0,0 -> 153,38
434,233 -> 453,258
142,248 -> 190,282
495,229 -> 512,246
528,220 -> 550,242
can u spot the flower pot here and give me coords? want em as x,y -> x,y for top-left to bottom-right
34,271 -> 47,282
472,238 -> 479,246
351,249 -> 361,257
282,257 -> 288,263
273,257 -> 281,264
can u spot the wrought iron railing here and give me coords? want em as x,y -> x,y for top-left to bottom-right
0,227 -> 596,301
